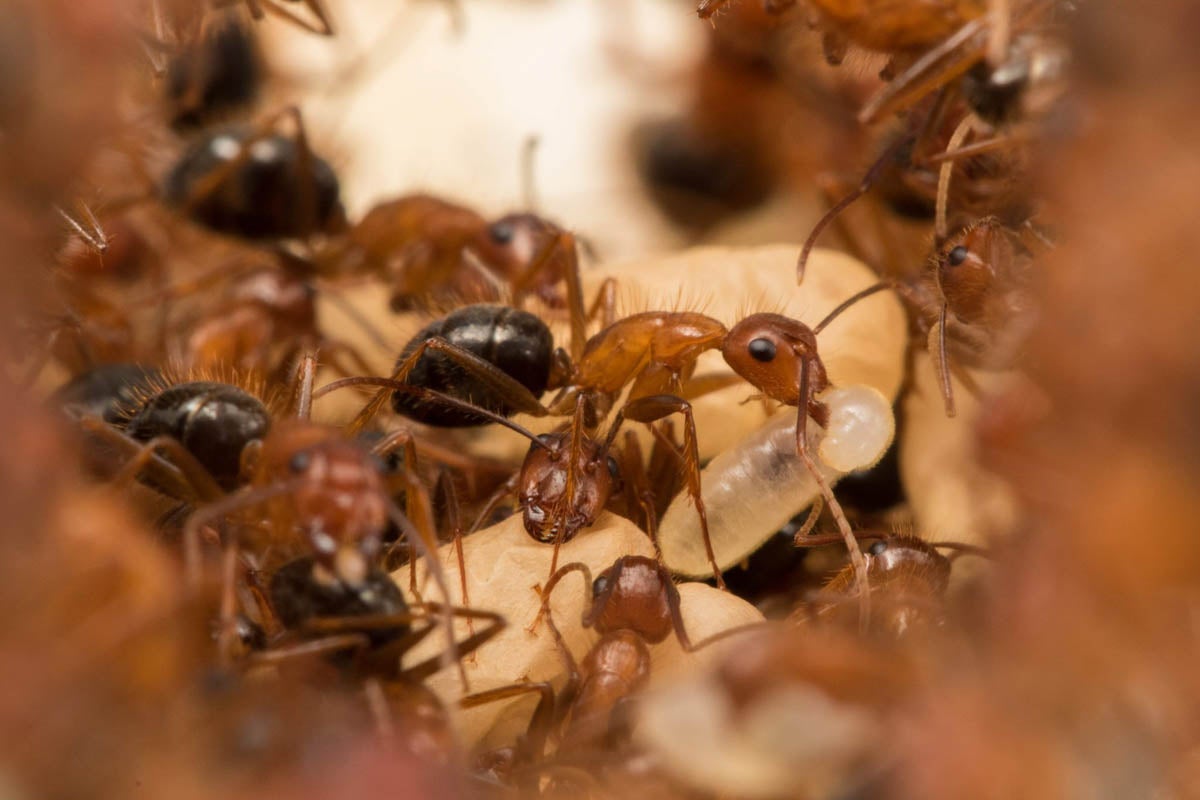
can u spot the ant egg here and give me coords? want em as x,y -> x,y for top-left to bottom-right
659,382 -> 894,578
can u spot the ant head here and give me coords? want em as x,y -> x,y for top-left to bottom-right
935,219 -> 1007,321
517,430 -> 619,545
722,313 -> 826,405
584,556 -> 675,644
257,421 -> 387,571
476,212 -> 558,271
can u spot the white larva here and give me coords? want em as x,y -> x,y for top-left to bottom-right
659,384 -> 894,577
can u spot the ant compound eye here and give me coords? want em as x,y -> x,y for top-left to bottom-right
288,450 -> 312,474
947,245 -> 969,266
606,456 -> 620,479
868,540 -> 888,556
489,220 -> 515,244
536,433 -> 557,448
748,337 -> 776,363
592,573 -> 610,599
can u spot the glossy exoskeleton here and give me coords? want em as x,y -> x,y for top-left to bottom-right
269,554 -> 410,646
123,381 -> 270,490
164,19 -> 263,130
163,126 -> 344,240
391,305 -> 557,427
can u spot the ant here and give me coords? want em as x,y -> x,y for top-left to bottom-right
456,554 -> 739,789
168,263 -> 379,382
320,244 -> 891,610
795,530 -> 989,636
317,196 -> 576,312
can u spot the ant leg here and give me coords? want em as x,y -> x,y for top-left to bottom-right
256,0 -> 337,36
55,202 -> 108,255
797,136 -> 913,284
182,481 -> 300,586
216,541 -> 244,665
314,336 -> 551,434
248,633 -> 372,667
392,605 -> 507,683
696,0 -> 732,19
318,339 -> 376,381
294,351 -> 317,420
795,360 -> 870,631
78,418 -> 224,503
616,430 -> 660,555
468,473 -> 519,534
586,277 -> 619,329
537,562 -> 590,696
459,682 -> 557,765
382,496 -> 466,689
612,395 -> 726,589
511,232 -> 585,358
857,18 -> 989,124
434,470 -> 475,653
792,495 -> 825,543
929,305 -> 957,417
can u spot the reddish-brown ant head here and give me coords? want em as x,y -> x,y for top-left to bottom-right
230,269 -> 317,332
518,431 -> 621,544
722,313 -> 829,406
936,219 -> 1009,322
585,556 -> 676,644
255,420 -> 387,580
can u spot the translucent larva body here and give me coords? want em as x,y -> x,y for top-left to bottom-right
659,385 -> 894,577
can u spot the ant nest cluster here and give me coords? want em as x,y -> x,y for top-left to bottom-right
6,1 -> 1200,799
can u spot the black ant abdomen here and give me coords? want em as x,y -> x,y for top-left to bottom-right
123,381 -> 270,490
392,305 -> 555,427
163,127 -> 344,240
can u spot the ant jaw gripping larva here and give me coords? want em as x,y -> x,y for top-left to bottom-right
658,384 -> 894,578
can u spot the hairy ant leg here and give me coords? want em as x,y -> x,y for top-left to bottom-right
78,416 -> 225,503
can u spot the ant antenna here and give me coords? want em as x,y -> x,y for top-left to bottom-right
813,282 -> 895,335
797,135 -> 912,285
313,378 -> 552,452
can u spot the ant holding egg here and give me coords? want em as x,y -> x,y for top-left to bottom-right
314,235 -> 893,620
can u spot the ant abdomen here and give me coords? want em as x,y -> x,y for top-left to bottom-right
123,381 -> 270,490
163,127 -> 343,240
392,305 -> 555,427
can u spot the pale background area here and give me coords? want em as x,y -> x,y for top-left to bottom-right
272,0 -> 707,262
